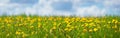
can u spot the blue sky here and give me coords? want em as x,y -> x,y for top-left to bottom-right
0,0 -> 120,16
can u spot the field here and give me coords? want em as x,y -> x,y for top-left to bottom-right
0,15 -> 120,38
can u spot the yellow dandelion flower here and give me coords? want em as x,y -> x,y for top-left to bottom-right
48,17 -> 53,20
22,33 -> 28,38
7,24 -> 11,27
66,34 -> 71,38
89,29 -> 93,32
68,28 -> 72,32
38,25 -> 41,28
38,23 -> 41,28
83,29 -> 87,32
27,17 -> 31,20
84,23 -> 88,26
52,26 -> 56,30
81,18 -> 86,21
112,25 -> 117,29
93,28 -> 98,32
0,18 -> 1,21
16,31 -> 21,35
65,28 -> 69,31
66,25 -> 71,27
89,23 -> 95,26
114,25 -> 117,28
89,35 -> 92,38
115,21 -> 118,24
44,34 -> 49,38
53,22 -> 57,25
115,30 -> 117,32
71,26 -> 74,29
31,31 -> 34,35
6,33 -> 10,37
112,19 -> 118,24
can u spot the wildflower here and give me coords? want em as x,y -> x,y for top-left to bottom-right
31,31 -> 35,35
89,23 -> 95,26
6,33 -> 10,36
71,26 -> 74,29
48,17 -> 53,20
38,25 -> 41,28
22,33 -> 28,38
68,28 -> 72,32
7,24 -> 11,27
81,18 -> 86,21
16,31 -> 21,35
66,34 -> 71,38
112,19 -> 118,24
53,22 -> 57,25
64,28 -> 69,31
44,34 -> 48,38
83,29 -> 87,32
38,18 -> 41,21
115,30 -> 117,32
93,28 -> 98,32
38,23 -> 41,28
52,26 -> 56,30
108,21 -> 111,24
27,17 -> 31,20
89,36 -> 92,38
112,25 -> 117,29
0,18 -> 1,21
84,23 -> 88,26
115,21 -> 118,24
66,25 -> 71,27
89,29 -> 93,32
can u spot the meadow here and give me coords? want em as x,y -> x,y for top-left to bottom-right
0,15 -> 120,38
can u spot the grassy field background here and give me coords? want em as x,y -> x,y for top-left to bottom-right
0,15 -> 120,38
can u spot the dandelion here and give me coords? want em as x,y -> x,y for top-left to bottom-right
89,23 -> 95,27
112,25 -> 117,29
93,28 -> 98,32
44,34 -> 48,38
38,18 -> 41,21
108,21 -> 111,24
6,33 -> 10,37
31,31 -> 35,35
115,21 -> 118,24
89,29 -> 93,32
66,25 -> 71,27
66,34 -> 71,38
7,24 -> 11,27
16,31 -> 21,35
38,23 -> 41,28
71,26 -> 74,29
53,22 -> 57,25
52,26 -> 56,30
83,29 -> 87,32
64,28 -> 69,31
0,18 -> 1,21
89,35 -> 92,38
22,33 -> 28,38
112,19 -> 118,24
68,28 -> 72,32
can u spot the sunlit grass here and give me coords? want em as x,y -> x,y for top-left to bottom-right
0,15 -> 120,38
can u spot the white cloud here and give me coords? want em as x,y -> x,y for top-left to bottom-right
76,5 -> 106,17
104,0 -> 120,15
0,0 -> 109,16
0,0 -> 10,3
104,0 -> 120,6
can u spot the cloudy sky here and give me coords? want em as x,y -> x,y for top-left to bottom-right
0,0 -> 120,16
